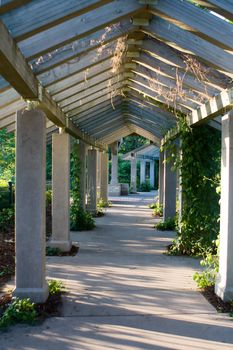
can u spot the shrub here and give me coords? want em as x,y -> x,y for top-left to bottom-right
48,280 -> 65,295
152,203 -> 163,217
140,181 -> 151,192
0,208 -> 14,233
70,205 -> 95,231
46,190 -> 52,208
0,298 -> 37,330
155,217 -> 176,231
46,247 -> 61,256
97,198 -> 112,208
193,237 -> 219,288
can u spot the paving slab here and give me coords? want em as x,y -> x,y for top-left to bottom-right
1,192 -> 233,350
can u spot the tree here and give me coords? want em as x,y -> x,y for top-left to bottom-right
0,129 -> 15,182
118,135 -> 148,154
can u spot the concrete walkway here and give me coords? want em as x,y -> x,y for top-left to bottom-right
2,192 -> 233,349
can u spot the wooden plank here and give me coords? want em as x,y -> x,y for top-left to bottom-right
99,126 -> 131,143
131,68 -> 206,106
29,19 -> 135,74
38,43 -> 115,87
136,52 -> 221,96
0,0 -> 31,15
125,112 -> 164,137
0,88 -> 20,108
0,76 -> 10,92
48,60 -> 113,95
129,76 -> 199,110
0,19 -> 38,98
68,94 -> 122,118
129,125 -> 159,144
149,0 -> 233,50
17,0 -> 144,60
80,109 -> 122,128
194,1 -> 233,22
125,115 -> 161,143
143,17 -> 233,78
63,80 -> 124,113
2,0 -> 113,41
59,75 -> 124,108
140,38 -> 231,89
128,84 -> 191,115
84,113 -> 123,133
189,87 -> 233,126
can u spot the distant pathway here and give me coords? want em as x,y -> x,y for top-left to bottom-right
2,192 -> 233,350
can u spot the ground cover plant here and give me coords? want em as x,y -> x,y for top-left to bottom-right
0,280 -> 65,331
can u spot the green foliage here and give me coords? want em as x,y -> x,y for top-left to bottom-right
46,247 -> 61,256
140,181 -> 151,192
48,280 -> 65,295
150,203 -> 163,217
97,198 -> 112,208
0,298 -> 37,330
69,142 -> 95,231
46,144 -> 52,181
164,119 -> 221,256
0,208 -> 14,233
118,135 -> 148,154
155,217 -> 176,231
118,156 -> 131,184
193,236 -> 219,288
70,206 -> 95,231
46,190 -> 52,207
0,129 -> 15,182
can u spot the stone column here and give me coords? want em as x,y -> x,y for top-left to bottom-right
49,131 -> 71,252
159,151 -> 164,205
77,140 -> 87,209
140,159 -> 146,184
131,156 -> 137,193
110,141 -> 118,185
87,148 -> 97,213
163,149 -> 177,221
96,150 -> 101,200
100,151 -> 108,203
14,108 -> 48,303
150,160 -> 155,188
215,111 -> 233,301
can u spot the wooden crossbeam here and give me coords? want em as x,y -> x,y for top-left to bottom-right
144,17 -> 233,78
189,87 -> 233,126
194,1 -> 233,22
149,0 -> 233,50
17,0 -> 144,60
0,19 -> 106,149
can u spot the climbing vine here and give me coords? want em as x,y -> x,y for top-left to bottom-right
164,118 -> 221,256
70,142 -> 95,231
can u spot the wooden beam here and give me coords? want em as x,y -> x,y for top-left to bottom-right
38,43 -> 115,87
0,19 -> 38,99
149,0 -> 233,50
144,17 -> 233,78
3,0 -> 113,41
189,87 -> 233,126
194,1 -> 233,22
140,38 -> 231,90
0,0 -> 31,15
0,19 -> 106,149
30,19 -> 135,74
17,0 -> 144,60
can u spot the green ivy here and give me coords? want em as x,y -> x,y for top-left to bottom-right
164,118 -> 221,256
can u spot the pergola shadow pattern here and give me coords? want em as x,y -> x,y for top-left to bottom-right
1,0 -> 233,309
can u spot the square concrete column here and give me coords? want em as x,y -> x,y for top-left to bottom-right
163,149 -> 177,221
215,111 -> 233,301
150,160 -> 155,188
131,156 -> 137,193
14,109 -> 49,303
110,141 -> 119,185
159,151 -> 164,205
97,150 -> 101,200
100,151 -> 109,203
48,131 -> 71,252
140,160 -> 146,184
87,148 -> 97,213
77,140 -> 87,209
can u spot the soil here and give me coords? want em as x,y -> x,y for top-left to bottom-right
0,291 -> 63,324
200,286 -> 233,314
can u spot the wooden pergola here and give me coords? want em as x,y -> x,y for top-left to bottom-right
0,0 -> 233,302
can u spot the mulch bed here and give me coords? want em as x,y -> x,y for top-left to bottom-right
0,291 -> 63,324
200,286 -> 233,314
0,229 -> 15,287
